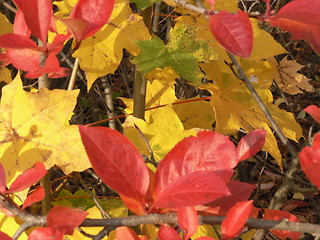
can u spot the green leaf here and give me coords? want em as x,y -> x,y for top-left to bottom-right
133,37 -> 204,85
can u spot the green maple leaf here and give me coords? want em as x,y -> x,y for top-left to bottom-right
133,37 -> 204,85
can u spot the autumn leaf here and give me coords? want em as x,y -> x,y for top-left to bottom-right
0,13 -> 13,35
269,56 -> 313,95
72,0 -> 151,89
133,36 -> 204,85
123,105 -> 197,161
0,76 -> 90,187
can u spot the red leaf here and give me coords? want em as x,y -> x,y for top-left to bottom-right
7,162 -> 47,193
47,206 -> 88,235
116,226 -> 140,240
178,207 -> 198,240
209,10 -> 253,58
237,129 -> 266,161
0,33 -> 39,49
153,171 -> 230,209
158,226 -> 181,240
155,131 -> 237,197
28,228 -> 64,240
0,231 -> 13,240
299,137 -> 320,189
70,0 -> 115,40
0,164 -> 6,194
269,0 -> 320,55
263,209 -> 301,239
78,126 -> 149,214
22,186 -> 45,210
221,200 -> 253,239
205,180 -> 256,215
13,9 -> 31,37
196,237 -> 217,240
6,48 -> 41,72
304,105 -> 320,124
20,0 -> 52,43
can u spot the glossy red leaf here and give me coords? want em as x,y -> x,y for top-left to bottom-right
263,209 -> 301,239
13,9 -> 31,37
205,180 -> 256,215
158,226 -> 181,240
116,226 -> 140,240
269,0 -> 320,55
0,231 -> 13,240
6,48 -> 41,72
237,129 -> 266,161
0,33 -> 39,49
178,207 -> 198,240
47,206 -> 88,235
153,171 -> 230,209
209,10 -> 253,58
22,186 -> 45,210
304,105 -> 320,124
0,164 -> 6,194
78,125 -> 149,213
21,0 -> 52,43
70,0 -> 115,41
155,131 -> 237,197
28,228 -> 64,240
7,162 -> 47,193
221,200 -> 253,239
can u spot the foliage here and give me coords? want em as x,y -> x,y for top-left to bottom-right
0,0 -> 319,239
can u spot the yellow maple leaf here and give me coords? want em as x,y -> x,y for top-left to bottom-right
270,56 -> 313,94
0,76 -> 90,186
72,0 -> 151,90
145,67 -> 179,86
201,61 -> 303,166
123,105 -> 197,161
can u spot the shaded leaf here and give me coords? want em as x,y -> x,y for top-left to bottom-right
304,105 -> 320,124
236,129 -> 266,161
269,0 -> 320,55
79,125 -> 149,214
270,56 -> 313,95
263,209 -> 301,239
209,10 -> 253,58
178,207 -> 198,240
28,227 -> 64,240
158,226 -> 181,240
221,200 -> 253,239
116,226 -> 140,240
22,186 -> 45,210
0,164 -> 5,193
153,171 -> 230,209
47,206 -> 88,235
7,162 -> 47,193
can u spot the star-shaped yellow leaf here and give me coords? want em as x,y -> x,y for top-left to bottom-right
0,76 -> 90,185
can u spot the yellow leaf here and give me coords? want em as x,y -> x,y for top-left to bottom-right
249,18 -> 287,60
145,67 -> 179,86
201,62 -> 303,166
173,97 -> 215,130
123,105 -> 197,161
270,56 -> 313,94
0,214 -> 28,240
191,224 -> 220,239
73,0 -> 151,90
67,200 -> 127,240
0,76 -> 90,187
0,13 -> 12,35
140,224 -> 158,240
0,67 -> 12,84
